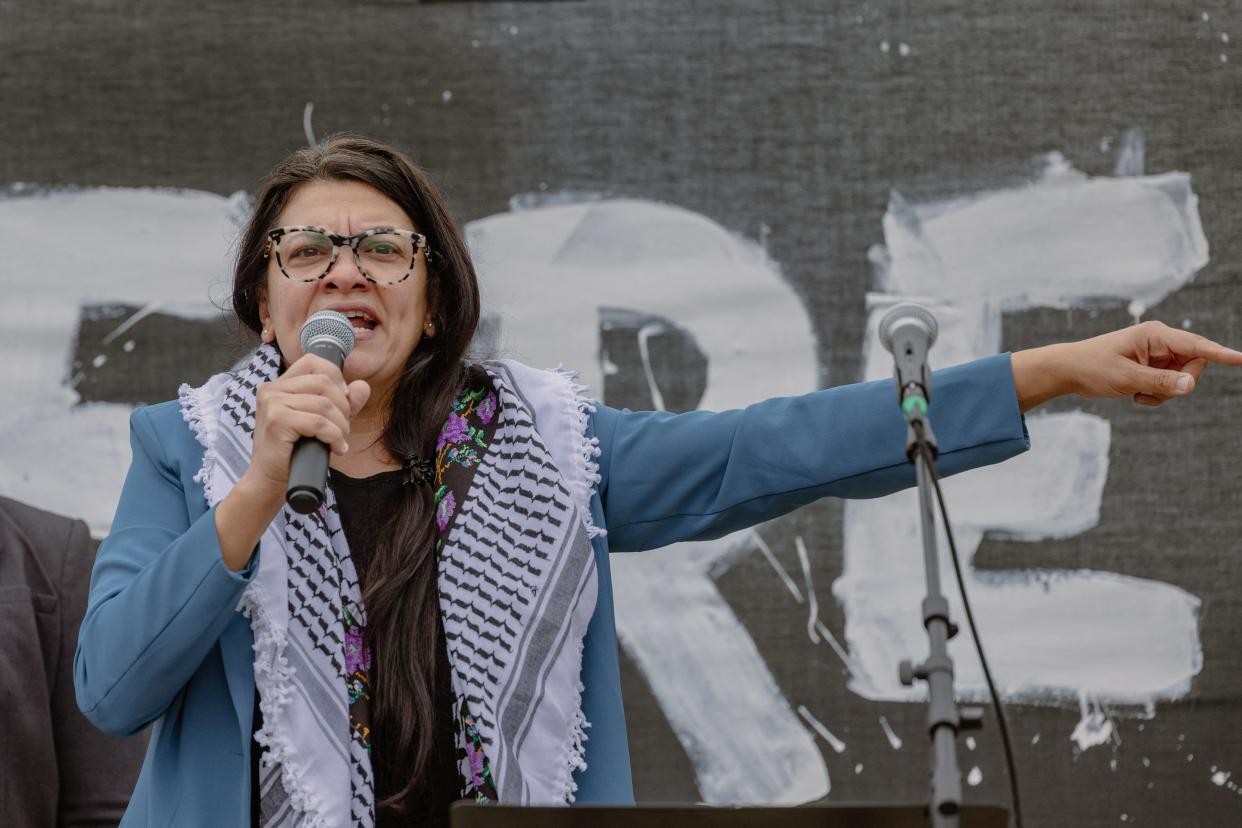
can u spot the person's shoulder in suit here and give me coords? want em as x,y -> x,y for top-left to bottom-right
0,495 -> 147,827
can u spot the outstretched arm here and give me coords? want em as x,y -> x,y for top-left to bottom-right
595,354 -> 1029,552
595,320 -> 1242,553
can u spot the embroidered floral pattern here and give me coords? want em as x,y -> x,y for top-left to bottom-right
433,379 -> 494,548
343,605 -> 372,679
437,413 -> 470,453
435,487 -> 456,533
342,604 -> 374,753
459,708 -> 498,803
477,392 -> 497,425
436,370 -> 504,801
338,367 -> 502,797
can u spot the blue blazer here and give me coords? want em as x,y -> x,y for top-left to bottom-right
75,354 -> 1028,826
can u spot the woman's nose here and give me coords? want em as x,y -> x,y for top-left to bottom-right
321,247 -> 369,290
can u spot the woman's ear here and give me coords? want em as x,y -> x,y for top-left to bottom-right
257,292 -> 274,343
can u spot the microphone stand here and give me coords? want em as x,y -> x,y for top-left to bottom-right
896,385 -> 984,828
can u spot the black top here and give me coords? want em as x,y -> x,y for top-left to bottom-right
251,468 -> 460,827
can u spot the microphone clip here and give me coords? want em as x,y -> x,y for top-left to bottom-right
899,381 -> 939,462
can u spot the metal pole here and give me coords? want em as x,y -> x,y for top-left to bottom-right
915,445 -> 962,827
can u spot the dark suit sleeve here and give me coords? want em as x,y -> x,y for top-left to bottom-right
52,520 -> 148,827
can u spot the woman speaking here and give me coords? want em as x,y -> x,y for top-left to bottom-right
74,135 -> 1242,827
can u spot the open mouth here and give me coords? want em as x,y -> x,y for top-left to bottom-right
342,310 -> 378,331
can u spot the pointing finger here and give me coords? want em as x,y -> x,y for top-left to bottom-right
1158,327 -> 1242,366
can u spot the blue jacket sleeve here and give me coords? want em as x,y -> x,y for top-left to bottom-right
594,353 -> 1030,552
74,406 -> 257,736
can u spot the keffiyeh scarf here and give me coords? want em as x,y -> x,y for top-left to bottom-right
179,345 -> 601,827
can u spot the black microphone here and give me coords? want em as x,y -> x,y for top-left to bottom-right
879,302 -> 939,427
286,310 -> 356,514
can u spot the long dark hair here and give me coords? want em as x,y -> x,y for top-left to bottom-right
233,135 -> 480,811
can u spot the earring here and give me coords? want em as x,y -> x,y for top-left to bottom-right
424,318 -> 435,336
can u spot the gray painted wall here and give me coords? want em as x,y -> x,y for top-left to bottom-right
3,2 -> 1241,824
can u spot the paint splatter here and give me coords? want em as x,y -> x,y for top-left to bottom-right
1212,769 -> 1231,786
103,303 -> 167,344
441,90 -> 453,103
92,354 -> 107,368
854,764 -> 864,774
967,766 -> 982,786
122,340 -> 135,352
633,321 -> 672,410
745,531 -> 856,669
879,716 -> 903,750
1031,733 -> 1041,745
796,536 -> 820,644
880,40 -> 890,53
1113,127 -> 1145,177
798,705 -> 847,754
751,530 -> 804,604
1071,691 -> 1118,752
302,102 -> 315,145
814,620 -> 856,670
898,42 -> 911,57
966,737 -> 976,750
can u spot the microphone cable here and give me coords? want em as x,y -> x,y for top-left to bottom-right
916,439 -> 1025,828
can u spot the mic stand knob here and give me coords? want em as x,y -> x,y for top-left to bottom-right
960,707 -> 986,731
